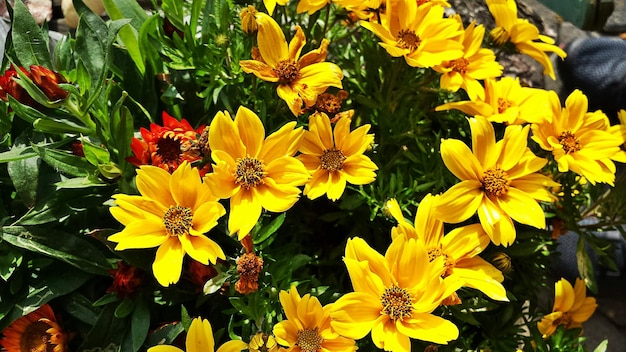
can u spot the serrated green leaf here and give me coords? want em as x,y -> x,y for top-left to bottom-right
1,226 -> 112,275
11,0 -> 52,68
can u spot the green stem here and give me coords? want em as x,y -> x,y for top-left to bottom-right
64,99 -> 97,131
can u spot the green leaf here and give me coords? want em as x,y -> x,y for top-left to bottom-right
54,175 -> 107,189
61,292 -> 102,325
254,213 -> 286,245
33,118 -> 94,134
576,235 -> 597,294
103,0 -> 147,74
6,95 -> 44,123
93,292 -> 121,307
52,34 -> 74,73
181,305 -> 192,331
114,296 -> 135,318
11,0 -> 52,68
1,226 -> 112,275
131,299 -> 150,351
161,0 -> 185,30
145,322 -> 184,347
0,243 -> 23,281
79,304 -> 127,351
81,138 -> 111,166
74,0 -> 108,103
593,340 -> 608,352
7,150 -> 40,207
31,144 -> 97,177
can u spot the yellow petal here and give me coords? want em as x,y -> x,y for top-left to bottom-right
453,262 -> 508,301
327,171 -> 347,201
216,340 -> 248,352
254,181 -> 301,212
136,166 -> 175,207
498,188 -> 546,229
180,234 -> 225,265
228,189 -> 263,239
396,313 -> 459,345
260,122 -> 303,161
256,13 -> 287,66
191,202 -> 226,235
234,106 -> 265,157
342,155 -> 378,185
288,26 -> 306,61
303,169 -> 331,200
554,278 -> 575,312
372,318 -> 410,352
330,292 -> 382,339
469,116 -> 498,167
203,160 -> 240,199
435,180 -> 483,223
148,346 -> 184,352
186,318 -> 215,352
170,161 -> 201,209
109,220 -> 168,250
239,60 -> 279,82
277,84 -> 305,116
153,237 -> 185,286
273,320 -> 300,347
308,111 -> 334,150
209,111 -> 246,159
440,139 -> 483,181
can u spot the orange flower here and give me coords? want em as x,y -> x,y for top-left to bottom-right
0,66 -> 36,106
29,65 -> 69,101
107,261 -> 146,298
0,304 -> 68,352
127,111 -> 210,176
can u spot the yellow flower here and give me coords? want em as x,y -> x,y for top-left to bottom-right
360,2 -> 463,68
537,278 -> 597,339
248,333 -> 278,352
204,107 -> 309,239
262,0 -> 288,15
531,90 -> 625,185
435,116 -> 559,246
297,0 -> 330,14
436,77 -> 551,125
240,5 -> 259,34
298,113 -> 378,201
386,195 -> 508,301
273,288 -> 357,352
332,0 -> 385,22
433,16 -> 503,100
239,13 -> 343,116
486,0 -> 566,79
108,161 -> 226,286
330,237 -> 463,351
148,317 -> 248,352
0,304 -> 67,352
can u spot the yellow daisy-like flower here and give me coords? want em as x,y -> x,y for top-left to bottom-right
262,0 -> 288,15
537,278 -> 597,339
436,77 -> 551,125
148,317 -> 248,352
433,16 -> 503,100
360,2 -> 463,68
108,161 -> 226,287
0,304 -> 67,352
239,13 -> 343,116
435,116 -> 559,246
204,106 -> 309,239
330,236 -> 463,351
248,333 -> 278,352
273,287 -> 357,352
298,113 -> 378,201
486,0 -> 566,80
386,194 -> 508,301
332,0 -> 385,22
531,90 -> 625,185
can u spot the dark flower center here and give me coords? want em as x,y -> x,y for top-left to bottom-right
559,131 -> 581,154
497,97 -> 513,114
482,166 -> 511,197
163,205 -> 193,236
381,286 -> 413,321
20,320 -> 55,352
320,148 -> 346,172
274,60 -> 300,84
450,58 -> 470,74
235,156 -> 266,189
397,29 -> 421,51
296,327 -> 323,352
156,136 -> 183,164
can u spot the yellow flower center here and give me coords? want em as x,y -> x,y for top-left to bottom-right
427,247 -> 455,277
380,286 -> 413,321
481,167 -> 511,197
163,205 -> 193,236
296,327 -> 323,352
20,320 -> 55,352
235,156 -> 266,189
274,60 -> 300,84
450,57 -> 469,74
156,136 -> 183,164
553,312 -> 573,329
497,97 -> 513,114
490,27 -> 510,46
320,148 -> 346,172
397,29 -> 421,51
559,131 -> 581,154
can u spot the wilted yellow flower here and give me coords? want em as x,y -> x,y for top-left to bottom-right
273,288 -> 357,352
486,0 -> 566,79
148,317 -> 248,352
239,5 -> 258,34
433,16 -> 503,100
436,77 -> 551,125
330,237 -> 463,351
387,195 -> 508,301
204,107 -> 309,239
436,116 -> 559,246
239,13 -> 343,116
108,161 -> 226,286
298,113 -> 378,201
531,90 -> 625,185
537,278 -> 597,338
361,2 -> 463,68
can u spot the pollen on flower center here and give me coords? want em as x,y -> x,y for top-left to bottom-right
156,136 -> 183,163
274,60 -> 301,84
427,247 -> 455,277
319,148 -> 347,172
163,205 -> 193,236
296,327 -> 323,352
481,167 -> 511,197
381,286 -> 413,321
20,320 -> 55,352
559,131 -> 581,154
450,57 -> 470,74
397,29 -> 421,51
553,312 -> 573,329
235,156 -> 266,189
497,97 -> 513,114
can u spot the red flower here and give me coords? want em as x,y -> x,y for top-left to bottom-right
126,111 -> 210,175
107,261 -> 145,298
29,65 -> 69,101
0,66 -> 36,106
